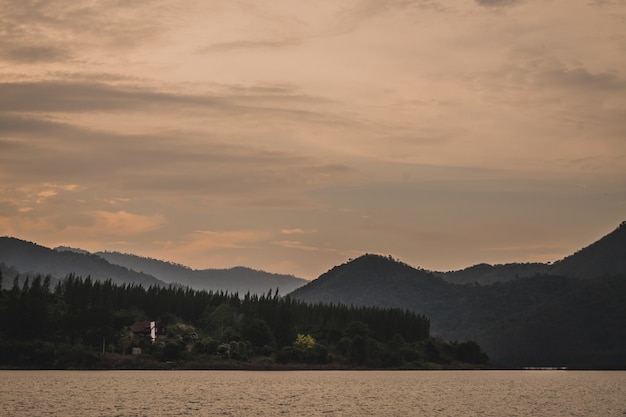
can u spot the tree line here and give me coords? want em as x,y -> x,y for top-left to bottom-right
0,271 -> 487,369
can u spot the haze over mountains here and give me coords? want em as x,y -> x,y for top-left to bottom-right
0,238 -> 164,288
0,238 -> 307,295
94,251 -> 308,295
3,221 -> 624,290
1,222 -> 625,367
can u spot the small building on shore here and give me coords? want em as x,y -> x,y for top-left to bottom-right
128,321 -> 167,344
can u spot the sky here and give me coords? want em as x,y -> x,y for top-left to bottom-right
1,0 -> 625,279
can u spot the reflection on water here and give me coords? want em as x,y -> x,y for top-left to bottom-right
1,370 -> 625,416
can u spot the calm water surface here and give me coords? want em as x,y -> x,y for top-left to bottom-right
1,370 -> 625,416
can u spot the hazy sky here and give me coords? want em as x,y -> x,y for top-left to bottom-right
1,0 -> 625,279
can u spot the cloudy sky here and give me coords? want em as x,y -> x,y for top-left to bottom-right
1,0 -> 625,279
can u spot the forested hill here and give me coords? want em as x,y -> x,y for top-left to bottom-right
291,254 -> 448,307
290,250 -> 626,367
96,251 -> 307,296
0,237 -> 164,288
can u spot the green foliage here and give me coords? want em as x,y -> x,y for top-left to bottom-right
277,334 -> 329,365
193,336 -> 219,355
242,318 -> 275,354
294,334 -> 316,350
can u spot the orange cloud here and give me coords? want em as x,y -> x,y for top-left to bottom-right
91,210 -> 165,236
271,240 -> 320,251
280,228 -> 316,235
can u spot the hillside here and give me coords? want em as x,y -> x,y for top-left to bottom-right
289,224 -> 626,367
291,254 -> 449,311
0,237 -> 165,288
549,221 -> 626,278
96,251 -> 308,295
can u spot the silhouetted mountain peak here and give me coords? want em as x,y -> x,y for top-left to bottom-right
290,253 -> 444,308
315,253 -> 433,284
346,253 -> 415,272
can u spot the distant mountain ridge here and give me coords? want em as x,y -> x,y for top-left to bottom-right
0,237 -> 164,288
0,237 -> 307,295
441,221 -> 626,284
95,251 -> 308,295
440,262 -> 549,285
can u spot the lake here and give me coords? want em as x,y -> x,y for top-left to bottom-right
1,370 -> 625,416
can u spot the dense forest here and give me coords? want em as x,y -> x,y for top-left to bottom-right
0,271 -> 487,369
291,254 -> 626,367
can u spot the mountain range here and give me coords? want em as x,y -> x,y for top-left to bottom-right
1,222 -> 625,367
0,238 -> 165,287
94,251 -> 308,295
290,222 -> 626,367
0,238 -> 307,295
